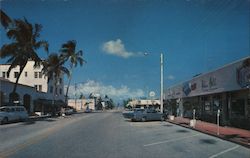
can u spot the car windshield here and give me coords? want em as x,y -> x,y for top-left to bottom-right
0,1 -> 249,158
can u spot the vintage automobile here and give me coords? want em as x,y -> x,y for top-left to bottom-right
0,106 -> 29,124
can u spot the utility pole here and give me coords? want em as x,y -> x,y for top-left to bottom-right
75,83 -> 77,110
160,53 -> 164,113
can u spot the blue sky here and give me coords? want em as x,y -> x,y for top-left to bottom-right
1,0 -> 249,102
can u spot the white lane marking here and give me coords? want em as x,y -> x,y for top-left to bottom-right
208,145 -> 239,158
144,133 -> 201,147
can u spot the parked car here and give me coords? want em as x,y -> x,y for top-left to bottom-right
65,108 -> 74,115
122,108 -> 143,119
131,108 -> 166,122
0,106 -> 29,124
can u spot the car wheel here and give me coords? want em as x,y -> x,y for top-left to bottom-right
1,117 -> 8,124
141,117 -> 146,122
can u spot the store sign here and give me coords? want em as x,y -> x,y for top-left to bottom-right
237,58 -> 250,88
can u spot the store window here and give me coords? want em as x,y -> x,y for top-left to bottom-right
50,86 -> 53,93
231,99 -> 245,116
212,95 -> 222,112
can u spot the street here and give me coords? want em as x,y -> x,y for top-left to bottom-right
0,111 -> 249,158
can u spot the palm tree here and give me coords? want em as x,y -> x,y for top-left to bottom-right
0,9 -> 13,29
0,17 -> 48,99
42,53 -> 69,110
60,40 -> 85,103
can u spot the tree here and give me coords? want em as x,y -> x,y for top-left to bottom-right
60,40 -> 85,103
42,53 -> 69,113
0,9 -> 13,29
0,15 -> 48,97
123,98 -> 132,109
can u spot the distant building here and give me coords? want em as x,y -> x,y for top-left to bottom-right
128,99 -> 160,109
164,56 -> 250,129
68,99 -> 95,111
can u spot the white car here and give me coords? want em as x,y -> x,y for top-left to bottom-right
0,106 -> 29,124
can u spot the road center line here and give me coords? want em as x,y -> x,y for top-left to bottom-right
143,133 -> 201,147
208,145 -> 239,158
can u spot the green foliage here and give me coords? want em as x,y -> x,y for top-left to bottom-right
0,10 -> 48,94
123,98 -> 132,108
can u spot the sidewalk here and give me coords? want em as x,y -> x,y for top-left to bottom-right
167,116 -> 250,148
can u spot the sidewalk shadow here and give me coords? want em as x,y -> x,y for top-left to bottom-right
176,129 -> 190,133
22,118 -> 57,125
163,124 -> 173,127
199,139 -> 217,145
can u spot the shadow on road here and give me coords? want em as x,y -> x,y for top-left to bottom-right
199,139 -> 217,144
163,124 -> 173,127
176,129 -> 190,133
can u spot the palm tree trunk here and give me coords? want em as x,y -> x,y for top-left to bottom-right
65,67 -> 73,103
65,73 -> 72,103
52,77 -> 56,116
12,65 -> 25,94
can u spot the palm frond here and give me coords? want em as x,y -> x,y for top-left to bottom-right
0,9 -> 12,29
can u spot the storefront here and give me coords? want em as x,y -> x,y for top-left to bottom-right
164,57 -> 250,129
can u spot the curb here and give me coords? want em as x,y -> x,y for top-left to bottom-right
28,115 -> 52,121
166,120 -> 250,149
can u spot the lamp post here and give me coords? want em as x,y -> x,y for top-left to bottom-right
160,53 -> 164,113
145,52 -> 164,113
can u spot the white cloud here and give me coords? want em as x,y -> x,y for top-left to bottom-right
102,39 -> 142,58
167,75 -> 175,80
66,80 -> 145,102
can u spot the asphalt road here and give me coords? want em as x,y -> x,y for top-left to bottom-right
0,111 -> 249,158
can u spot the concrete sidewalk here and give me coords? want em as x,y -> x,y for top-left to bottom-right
167,116 -> 250,148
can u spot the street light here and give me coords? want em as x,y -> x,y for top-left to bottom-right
160,53 -> 164,113
145,52 -> 164,113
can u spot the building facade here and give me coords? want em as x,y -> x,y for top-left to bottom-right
68,99 -> 95,111
0,61 -> 65,114
128,99 -> 161,109
164,56 -> 250,129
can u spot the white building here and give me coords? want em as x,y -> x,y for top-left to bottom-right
0,60 -> 64,100
68,99 -> 95,111
128,99 -> 160,108
0,60 -> 65,114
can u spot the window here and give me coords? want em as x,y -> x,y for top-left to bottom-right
25,72 -> 28,77
34,85 -> 38,90
39,85 -> 42,91
55,88 -> 58,95
60,78 -> 62,84
34,72 -> 38,78
2,72 -> 6,78
60,88 -> 62,95
14,72 -> 18,78
39,72 -> 42,78
50,86 -> 53,93
232,99 -> 245,116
